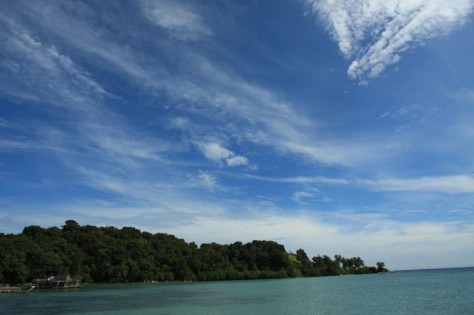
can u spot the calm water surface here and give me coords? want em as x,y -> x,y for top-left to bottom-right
1,268 -> 473,314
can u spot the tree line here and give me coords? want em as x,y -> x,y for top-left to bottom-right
0,220 -> 388,284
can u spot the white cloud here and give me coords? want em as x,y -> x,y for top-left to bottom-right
226,155 -> 249,167
141,0 -> 212,41
308,0 -> 474,80
199,142 -> 249,167
200,142 -> 233,161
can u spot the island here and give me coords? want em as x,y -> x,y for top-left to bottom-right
0,220 -> 388,285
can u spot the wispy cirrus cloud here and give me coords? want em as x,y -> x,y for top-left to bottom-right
0,32 -> 167,170
307,0 -> 474,81
239,174 -> 350,185
141,0 -> 212,41
1,1 -> 390,168
291,188 -> 326,204
0,13 -> 107,109
2,0 -> 465,201
243,173 -> 474,194
194,171 -> 220,191
360,175 -> 474,194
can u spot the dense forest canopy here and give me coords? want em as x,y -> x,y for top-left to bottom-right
0,220 -> 388,284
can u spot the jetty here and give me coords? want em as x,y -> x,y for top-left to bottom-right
0,286 -> 22,294
0,285 -> 35,294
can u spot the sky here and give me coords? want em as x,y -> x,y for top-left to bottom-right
1,0 -> 474,270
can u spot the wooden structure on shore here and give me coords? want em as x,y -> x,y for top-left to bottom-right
33,275 -> 80,289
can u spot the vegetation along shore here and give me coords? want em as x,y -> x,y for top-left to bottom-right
0,220 -> 388,285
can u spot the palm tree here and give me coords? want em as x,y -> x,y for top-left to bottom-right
376,261 -> 386,273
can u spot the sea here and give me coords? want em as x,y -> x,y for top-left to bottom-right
1,268 -> 473,314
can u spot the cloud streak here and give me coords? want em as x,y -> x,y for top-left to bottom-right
308,0 -> 474,81
243,174 -> 474,194
361,175 -> 474,194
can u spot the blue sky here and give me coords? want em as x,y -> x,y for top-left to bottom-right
1,0 -> 474,270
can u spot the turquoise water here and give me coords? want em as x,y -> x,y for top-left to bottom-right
1,268 -> 473,314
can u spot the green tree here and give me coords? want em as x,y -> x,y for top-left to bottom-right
0,221 -> 388,284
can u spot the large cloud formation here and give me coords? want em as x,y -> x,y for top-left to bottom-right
307,0 -> 473,81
